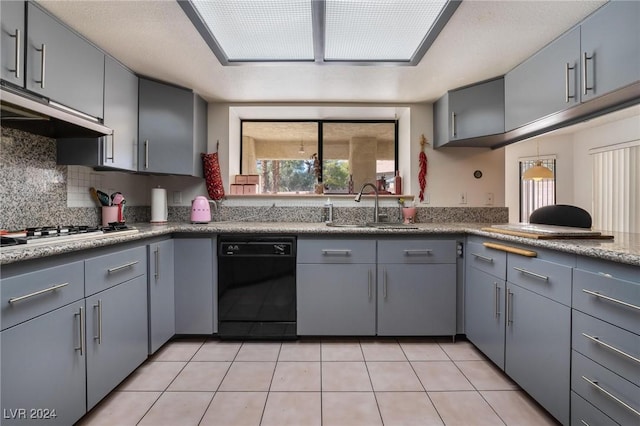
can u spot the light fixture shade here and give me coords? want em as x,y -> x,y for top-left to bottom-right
523,160 -> 554,181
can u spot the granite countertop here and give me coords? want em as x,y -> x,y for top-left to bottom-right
1,222 -> 639,266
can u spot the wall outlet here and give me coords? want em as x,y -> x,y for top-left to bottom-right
173,191 -> 182,204
459,192 -> 467,204
485,192 -> 494,205
423,193 -> 430,204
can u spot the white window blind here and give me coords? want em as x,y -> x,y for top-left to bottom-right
591,141 -> 640,233
519,158 -> 556,222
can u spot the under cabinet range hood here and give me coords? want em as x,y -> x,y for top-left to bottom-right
0,85 -> 112,138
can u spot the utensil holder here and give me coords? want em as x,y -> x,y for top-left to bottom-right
102,206 -> 118,227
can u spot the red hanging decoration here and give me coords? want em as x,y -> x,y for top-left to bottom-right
418,135 -> 428,202
202,140 -> 225,201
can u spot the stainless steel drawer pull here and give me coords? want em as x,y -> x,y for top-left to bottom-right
36,44 -> 46,89
94,300 -> 103,344
107,260 -> 139,274
494,282 -> 501,318
581,376 -> 640,417
506,290 -> 514,326
580,420 -> 589,426
367,269 -> 372,300
582,52 -> 594,95
383,268 -> 388,299
582,333 -> 640,364
582,289 -> 640,312
471,252 -> 493,263
513,267 -> 548,281
565,62 -> 575,103
144,140 -> 149,169
451,112 -> 457,138
9,29 -> 21,78
321,249 -> 352,256
8,282 -> 69,304
154,247 -> 160,280
75,306 -> 85,356
403,249 -> 432,256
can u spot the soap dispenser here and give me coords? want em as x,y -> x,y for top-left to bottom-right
323,198 -> 333,223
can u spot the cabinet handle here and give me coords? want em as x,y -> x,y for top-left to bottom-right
471,252 -> 493,263
582,289 -> 640,312
581,333 -> 640,364
154,247 -> 160,280
8,282 -> 69,304
403,249 -> 432,256
581,376 -> 640,417
35,44 -> 46,89
383,268 -> 388,300
451,112 -> 457,138
494,282 -> 501,318
513,266 -> 548,282
75,306 -> 85,356
506,290 -> 513,326
580,421 -> 589,426
582,52 -> 594,95
107,260 -> 139,274
144,139 -> 149,169
565,62 -> 575,103
321,249 -> 351,256
105,132 -> 115,163
8,29 -> 20,78
93,299 -> 102,344
368,269 -> 372,300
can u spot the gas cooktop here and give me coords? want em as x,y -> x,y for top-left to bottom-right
0,224 -> 138,248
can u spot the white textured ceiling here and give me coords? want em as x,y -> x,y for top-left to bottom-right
37,0 -> 606,104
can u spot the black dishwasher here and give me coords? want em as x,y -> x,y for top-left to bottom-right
218,235 -> 297,340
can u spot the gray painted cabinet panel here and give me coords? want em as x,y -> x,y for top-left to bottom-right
138,78 -> 207,177
377,263 -> 456,336
1,302 -> 86,426
464,266 -> 505,369
174,238 -> 215,334
571,391 -> 618,426
26,3 -> 104,118
504,27 -> 580,131
505,282 -> 570,425
580,1 -> 640,102
85,275 -> 148,410
148,239 -> 175,354
297,264 -> 376,336
1,1 -> 25,86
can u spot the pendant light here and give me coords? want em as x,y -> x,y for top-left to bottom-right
523,142 -> 554,181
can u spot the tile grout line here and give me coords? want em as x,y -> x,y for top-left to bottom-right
196,338 -> 239,425
257,341 -> 283,426
405,339 -> 447,426
359,338 -> 385,425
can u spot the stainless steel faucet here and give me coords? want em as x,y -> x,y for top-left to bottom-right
354,182 -> 379,223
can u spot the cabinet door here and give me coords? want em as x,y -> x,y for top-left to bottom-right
464,267 -> 505,369
504,27 -> 580,131
297,264 -> 375,336
86,276 -> 148,410
138,78 -> 194,175
1,302 -> 86,426
103,56 -> 138,171
148,240 -> 175,354
449,78 -> 504,140
505,283 -> 570,425
174,238 -> 215,334
26,3 -> 104,118
581,1 -> 640,102
378,264 -> 456,336
1,0 -> 25,86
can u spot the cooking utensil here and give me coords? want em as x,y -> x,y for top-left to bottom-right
111,192 -> 124,205
96,190 -> 111,206
89,187 -> 102,206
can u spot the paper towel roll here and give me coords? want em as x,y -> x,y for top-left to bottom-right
151,187 -> 167,223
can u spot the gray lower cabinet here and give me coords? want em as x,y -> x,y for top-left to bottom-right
26,2 -> 104,118
138,78 -> 207,176
85,275 -> 148,410
1,0 -> 25,86
148,239 -> 175,354
1,301 -> 86,426
174,237 -> 216,334
297,264 -> 376,336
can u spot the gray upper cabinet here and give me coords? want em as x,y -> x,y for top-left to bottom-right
434,78 -> 505,148
1,0 -> 25,86
505,28 -> 580,131
138,78 -> 207,176
25,2 -> 104,119
580,0 -> 640,102
148,239 -> 175,354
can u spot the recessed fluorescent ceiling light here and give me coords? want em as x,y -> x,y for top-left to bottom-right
179,0 -> 459,65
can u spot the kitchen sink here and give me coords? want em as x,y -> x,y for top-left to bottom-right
326,222 -> 418,230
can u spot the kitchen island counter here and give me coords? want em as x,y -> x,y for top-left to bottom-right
1,222 -> 638,266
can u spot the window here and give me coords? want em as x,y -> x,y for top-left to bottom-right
519,158 -> 556,222
241,120 -> 397,194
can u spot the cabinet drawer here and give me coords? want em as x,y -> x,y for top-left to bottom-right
1,261 -> 84,331
571,391 -> 619,426
85,246 -> 146,296
572,350 -> 640,426
378,240 -> 456,264
297,239 -> 376,264
466,240 -> 507,279
573,268 -> 639,333
572,310 -> 640,387
507,254 -> 572,306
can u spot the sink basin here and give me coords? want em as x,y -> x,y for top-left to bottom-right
326,222 -> 418,230
325,223 -> 369,228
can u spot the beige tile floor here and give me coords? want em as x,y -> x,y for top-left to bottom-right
77,337 -> 559,426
